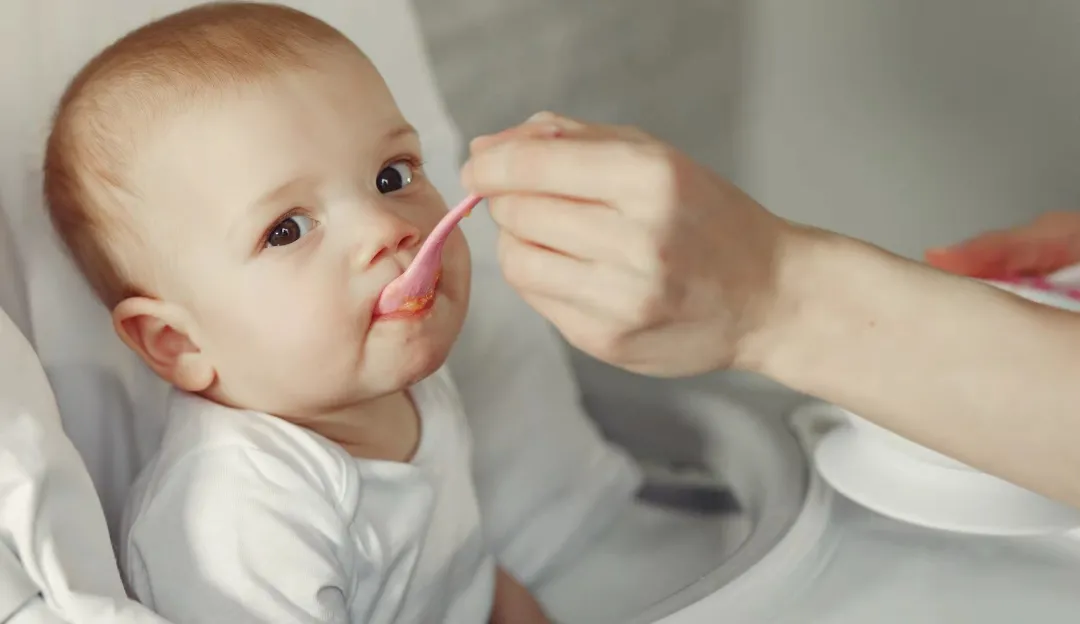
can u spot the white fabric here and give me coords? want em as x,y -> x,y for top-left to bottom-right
0,299 -> 165,622
0,0 -> 639,613
122,367 -> 494,624
5,597 -> 66,624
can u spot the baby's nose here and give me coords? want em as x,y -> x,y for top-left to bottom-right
356,218 -> 421,269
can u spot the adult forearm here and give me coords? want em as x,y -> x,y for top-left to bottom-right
748,225 -> 1080,507
489,567 -> 549,624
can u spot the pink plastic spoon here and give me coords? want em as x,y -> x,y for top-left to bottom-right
374,193 -> 483,316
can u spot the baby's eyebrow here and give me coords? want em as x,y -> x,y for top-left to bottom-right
231,124 -> 420,241
247,176 -> 317,217
232,175 -> 317,241
384,123 -> 419,143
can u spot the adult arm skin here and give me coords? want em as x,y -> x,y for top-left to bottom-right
463,112 -> 1080,509
489,567 -> 549,624
747,224 -> 1080,508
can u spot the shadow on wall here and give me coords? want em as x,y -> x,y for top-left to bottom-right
412,0 -> 745,177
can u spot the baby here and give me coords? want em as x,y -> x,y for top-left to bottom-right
43,3 -> 547,623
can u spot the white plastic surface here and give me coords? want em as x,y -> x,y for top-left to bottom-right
532,370 -> 1080,624
761,498 -> 1080,624
678,396 -> 1080,624
816,422 -> 1080,536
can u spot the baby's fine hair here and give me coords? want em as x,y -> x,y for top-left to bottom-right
43,2 -> 358,308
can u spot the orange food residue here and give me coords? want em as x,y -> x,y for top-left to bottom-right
401,290 -> 435,312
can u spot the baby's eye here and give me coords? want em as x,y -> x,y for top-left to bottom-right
265,213 -> 316,248
376,160 -> 415,194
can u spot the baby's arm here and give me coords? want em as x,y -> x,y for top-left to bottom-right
124,447 -> 357,623
489,567 -> 549,624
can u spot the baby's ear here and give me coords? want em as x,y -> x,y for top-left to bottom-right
112,297 -> 215,392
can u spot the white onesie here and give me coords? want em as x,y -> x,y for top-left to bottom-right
120,367 -> 494,624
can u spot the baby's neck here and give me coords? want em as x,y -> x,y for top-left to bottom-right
299,390 -> 421,463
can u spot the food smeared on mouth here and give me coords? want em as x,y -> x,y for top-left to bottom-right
375,270 -> 441,319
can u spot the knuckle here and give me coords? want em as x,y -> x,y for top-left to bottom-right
486,197 -> 510,226
479,141 -> 541,189
629,233 -> 686,322
628,287 -> 668,326
632,222 -> 678,277
489,197 -> 523,234
577,329 -> 624,363
500,142 -> 538,183
497,235 -> 531,289
628,143 -> 680,201
614,123 -> 653,142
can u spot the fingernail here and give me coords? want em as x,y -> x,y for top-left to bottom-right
527,111 -> 557,122
540,124 -> 563,138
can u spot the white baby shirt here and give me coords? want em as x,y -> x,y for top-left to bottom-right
120,366 -> 494,624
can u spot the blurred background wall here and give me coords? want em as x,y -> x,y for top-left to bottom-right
414,0 -> 1080,261
413,0 -> 1080,396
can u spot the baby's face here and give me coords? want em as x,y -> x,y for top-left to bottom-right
125,50 -> 470,417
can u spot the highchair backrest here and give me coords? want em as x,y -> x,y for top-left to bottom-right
1,205 -> 168,622
0,0 -> 638,602
0,197 -> 29,338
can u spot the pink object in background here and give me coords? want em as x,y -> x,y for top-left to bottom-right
991,262 -> 1080,301
996,272 -> 1080,302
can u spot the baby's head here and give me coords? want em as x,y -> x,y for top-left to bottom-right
44,2 -> 470,420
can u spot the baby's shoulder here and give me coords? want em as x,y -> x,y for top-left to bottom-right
132,393 -> 360,517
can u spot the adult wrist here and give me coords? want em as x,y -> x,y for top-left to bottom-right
733,222 -> 858,386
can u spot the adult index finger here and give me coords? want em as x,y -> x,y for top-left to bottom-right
461,136 -> 665,212
470,112 -> 646,153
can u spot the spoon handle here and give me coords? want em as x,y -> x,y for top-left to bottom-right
409,193 -> 482,270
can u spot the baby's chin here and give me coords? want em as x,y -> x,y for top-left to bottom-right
352,356 -> 447,404
361,330 -> 458,393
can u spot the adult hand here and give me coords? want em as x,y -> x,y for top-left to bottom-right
463,114 -> 1080,509
925,211 -> 1080,278
461,112 -> 792,377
